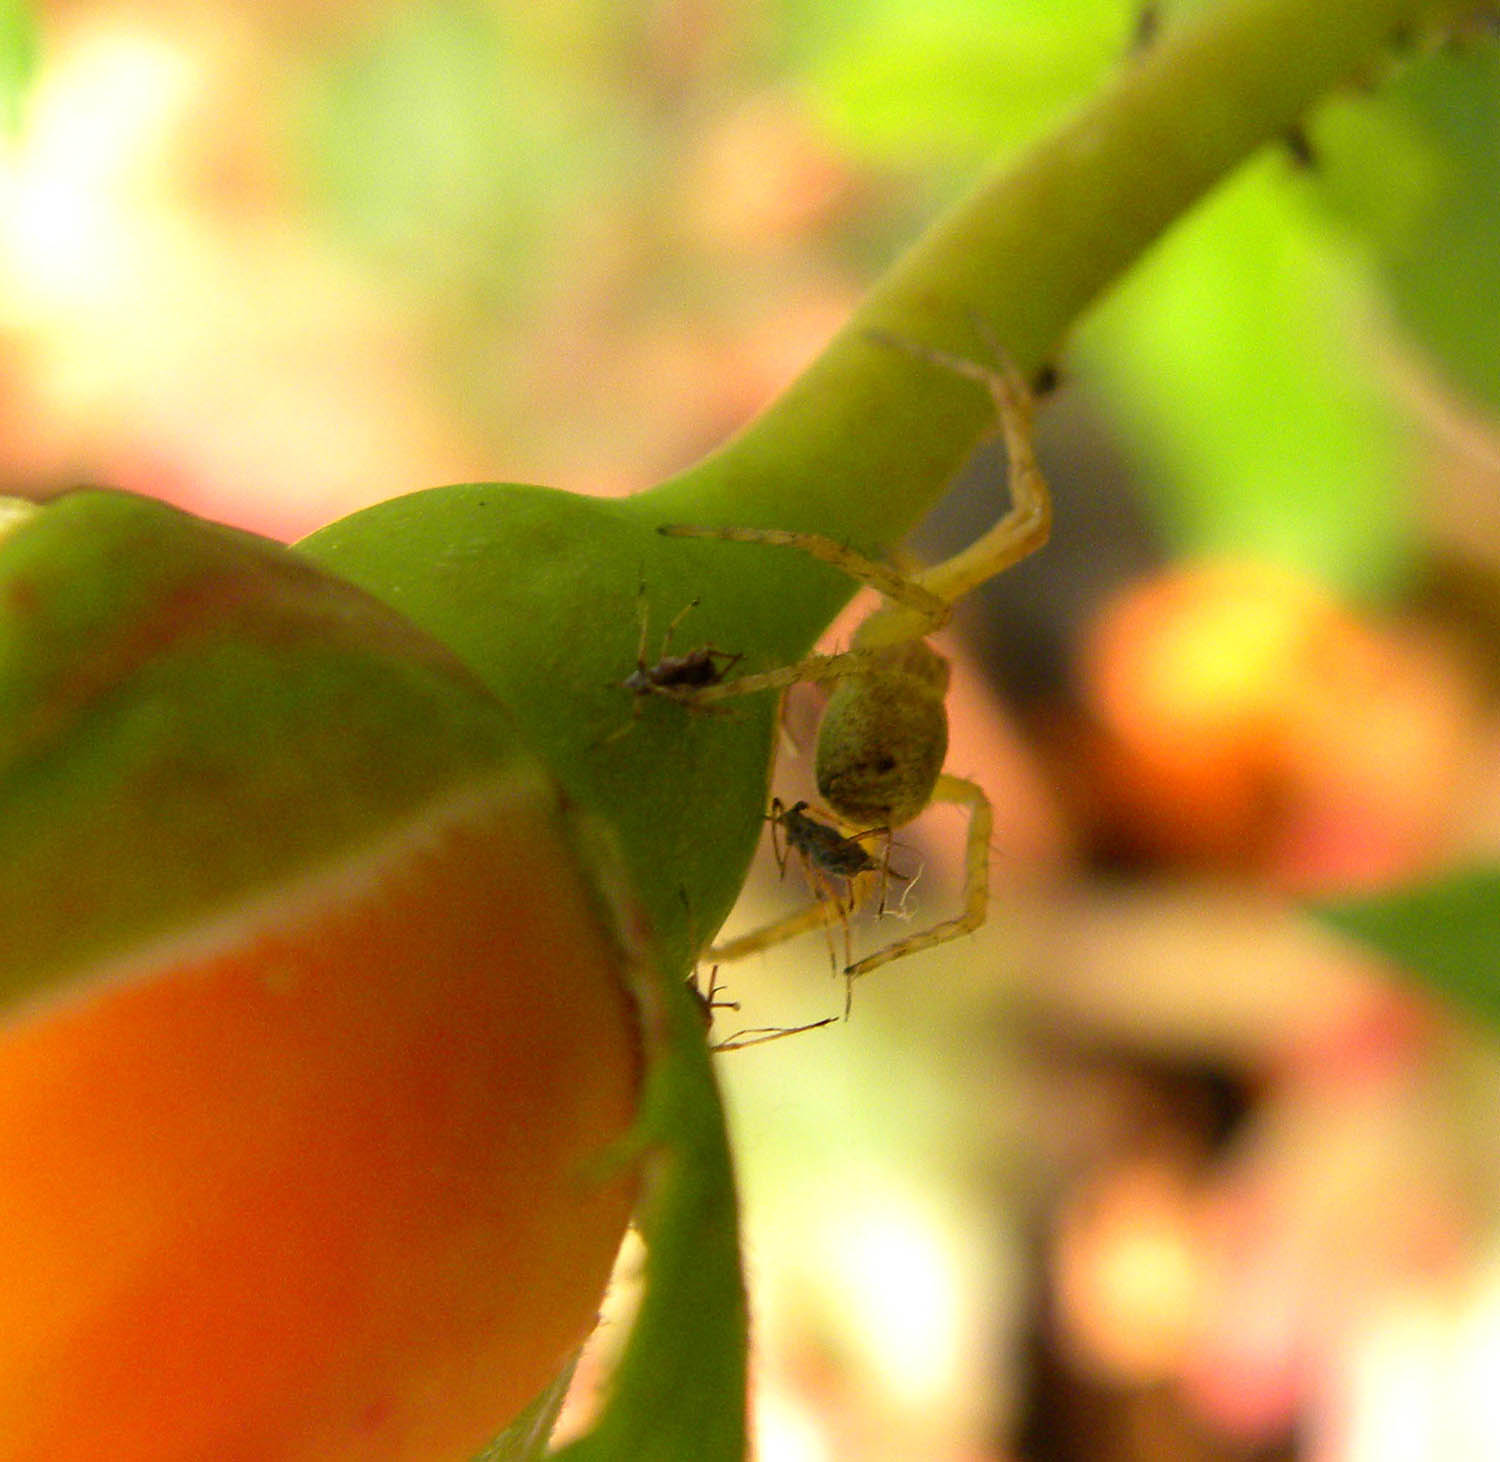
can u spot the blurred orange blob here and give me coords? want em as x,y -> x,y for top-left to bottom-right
0,790 -> 642,1461
1053,1160 -> 1206,1384
1078,560 -> 1474,886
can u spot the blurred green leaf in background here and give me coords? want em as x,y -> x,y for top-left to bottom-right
784,3 -> 1500,605
1315,37 -> 1500,417
0,0 -> 36,140
1315,867 -> 1500,1029
787,0 -> 1127,175
1080,157 -> 1415,600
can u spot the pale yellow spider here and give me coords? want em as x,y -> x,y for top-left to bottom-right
661,332 -> 1052,985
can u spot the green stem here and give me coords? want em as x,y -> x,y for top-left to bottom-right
645,0 -> 1458,548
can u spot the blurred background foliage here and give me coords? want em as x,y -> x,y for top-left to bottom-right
6,2 -> 1500,1460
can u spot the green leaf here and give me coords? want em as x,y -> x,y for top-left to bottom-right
1311,866 -> 1500,1025
0,0 -> 36,140
1080,155 -> 1415,598
1310,34 -> 1500,415
551,971 -> 747,1462
794,0 -> 1125,169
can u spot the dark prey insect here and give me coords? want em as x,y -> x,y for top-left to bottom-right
604,585 -> 743,742
713,797 -> 908,1014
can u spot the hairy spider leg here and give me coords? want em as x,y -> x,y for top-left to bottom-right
843,772 -> 992,979
708,898 -> 845,963
657,341 -> 1048,677
855,335 -> 1052,651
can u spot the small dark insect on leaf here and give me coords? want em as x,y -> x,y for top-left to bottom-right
603,587 -> 743,742
623,644 -> 742,698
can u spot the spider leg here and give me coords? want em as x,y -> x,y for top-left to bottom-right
684,644 -> 894,705
706,897 -> 844,963
919,345 -> 1050,595
915,350 -> 1050,606
856,335 -> 1052,648
708,852 -> 865,974
842,773 -> 993,981
658,524 -> 952,630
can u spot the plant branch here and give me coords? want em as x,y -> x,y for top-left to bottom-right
644,0 -> 1463,550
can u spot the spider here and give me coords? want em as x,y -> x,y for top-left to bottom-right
603,583 -> 743,742
660,330 -> 1051,983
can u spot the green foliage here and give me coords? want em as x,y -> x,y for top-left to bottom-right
790,0 -> 1126,170
1079,25 -> 1500,595
1312,868 -> 1500,1026
0,0 -> 36,140
291,0 -> 650,316
1080,156 -> 1414,598
1313,37 -> 1500,414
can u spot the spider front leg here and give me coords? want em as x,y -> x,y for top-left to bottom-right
856,335 -> 1052,647
707,895 -> 844,964
657,334 -> 1051,664
653,525 -> 953,707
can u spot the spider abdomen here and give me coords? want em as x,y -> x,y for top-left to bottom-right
816,647 -> 949,829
